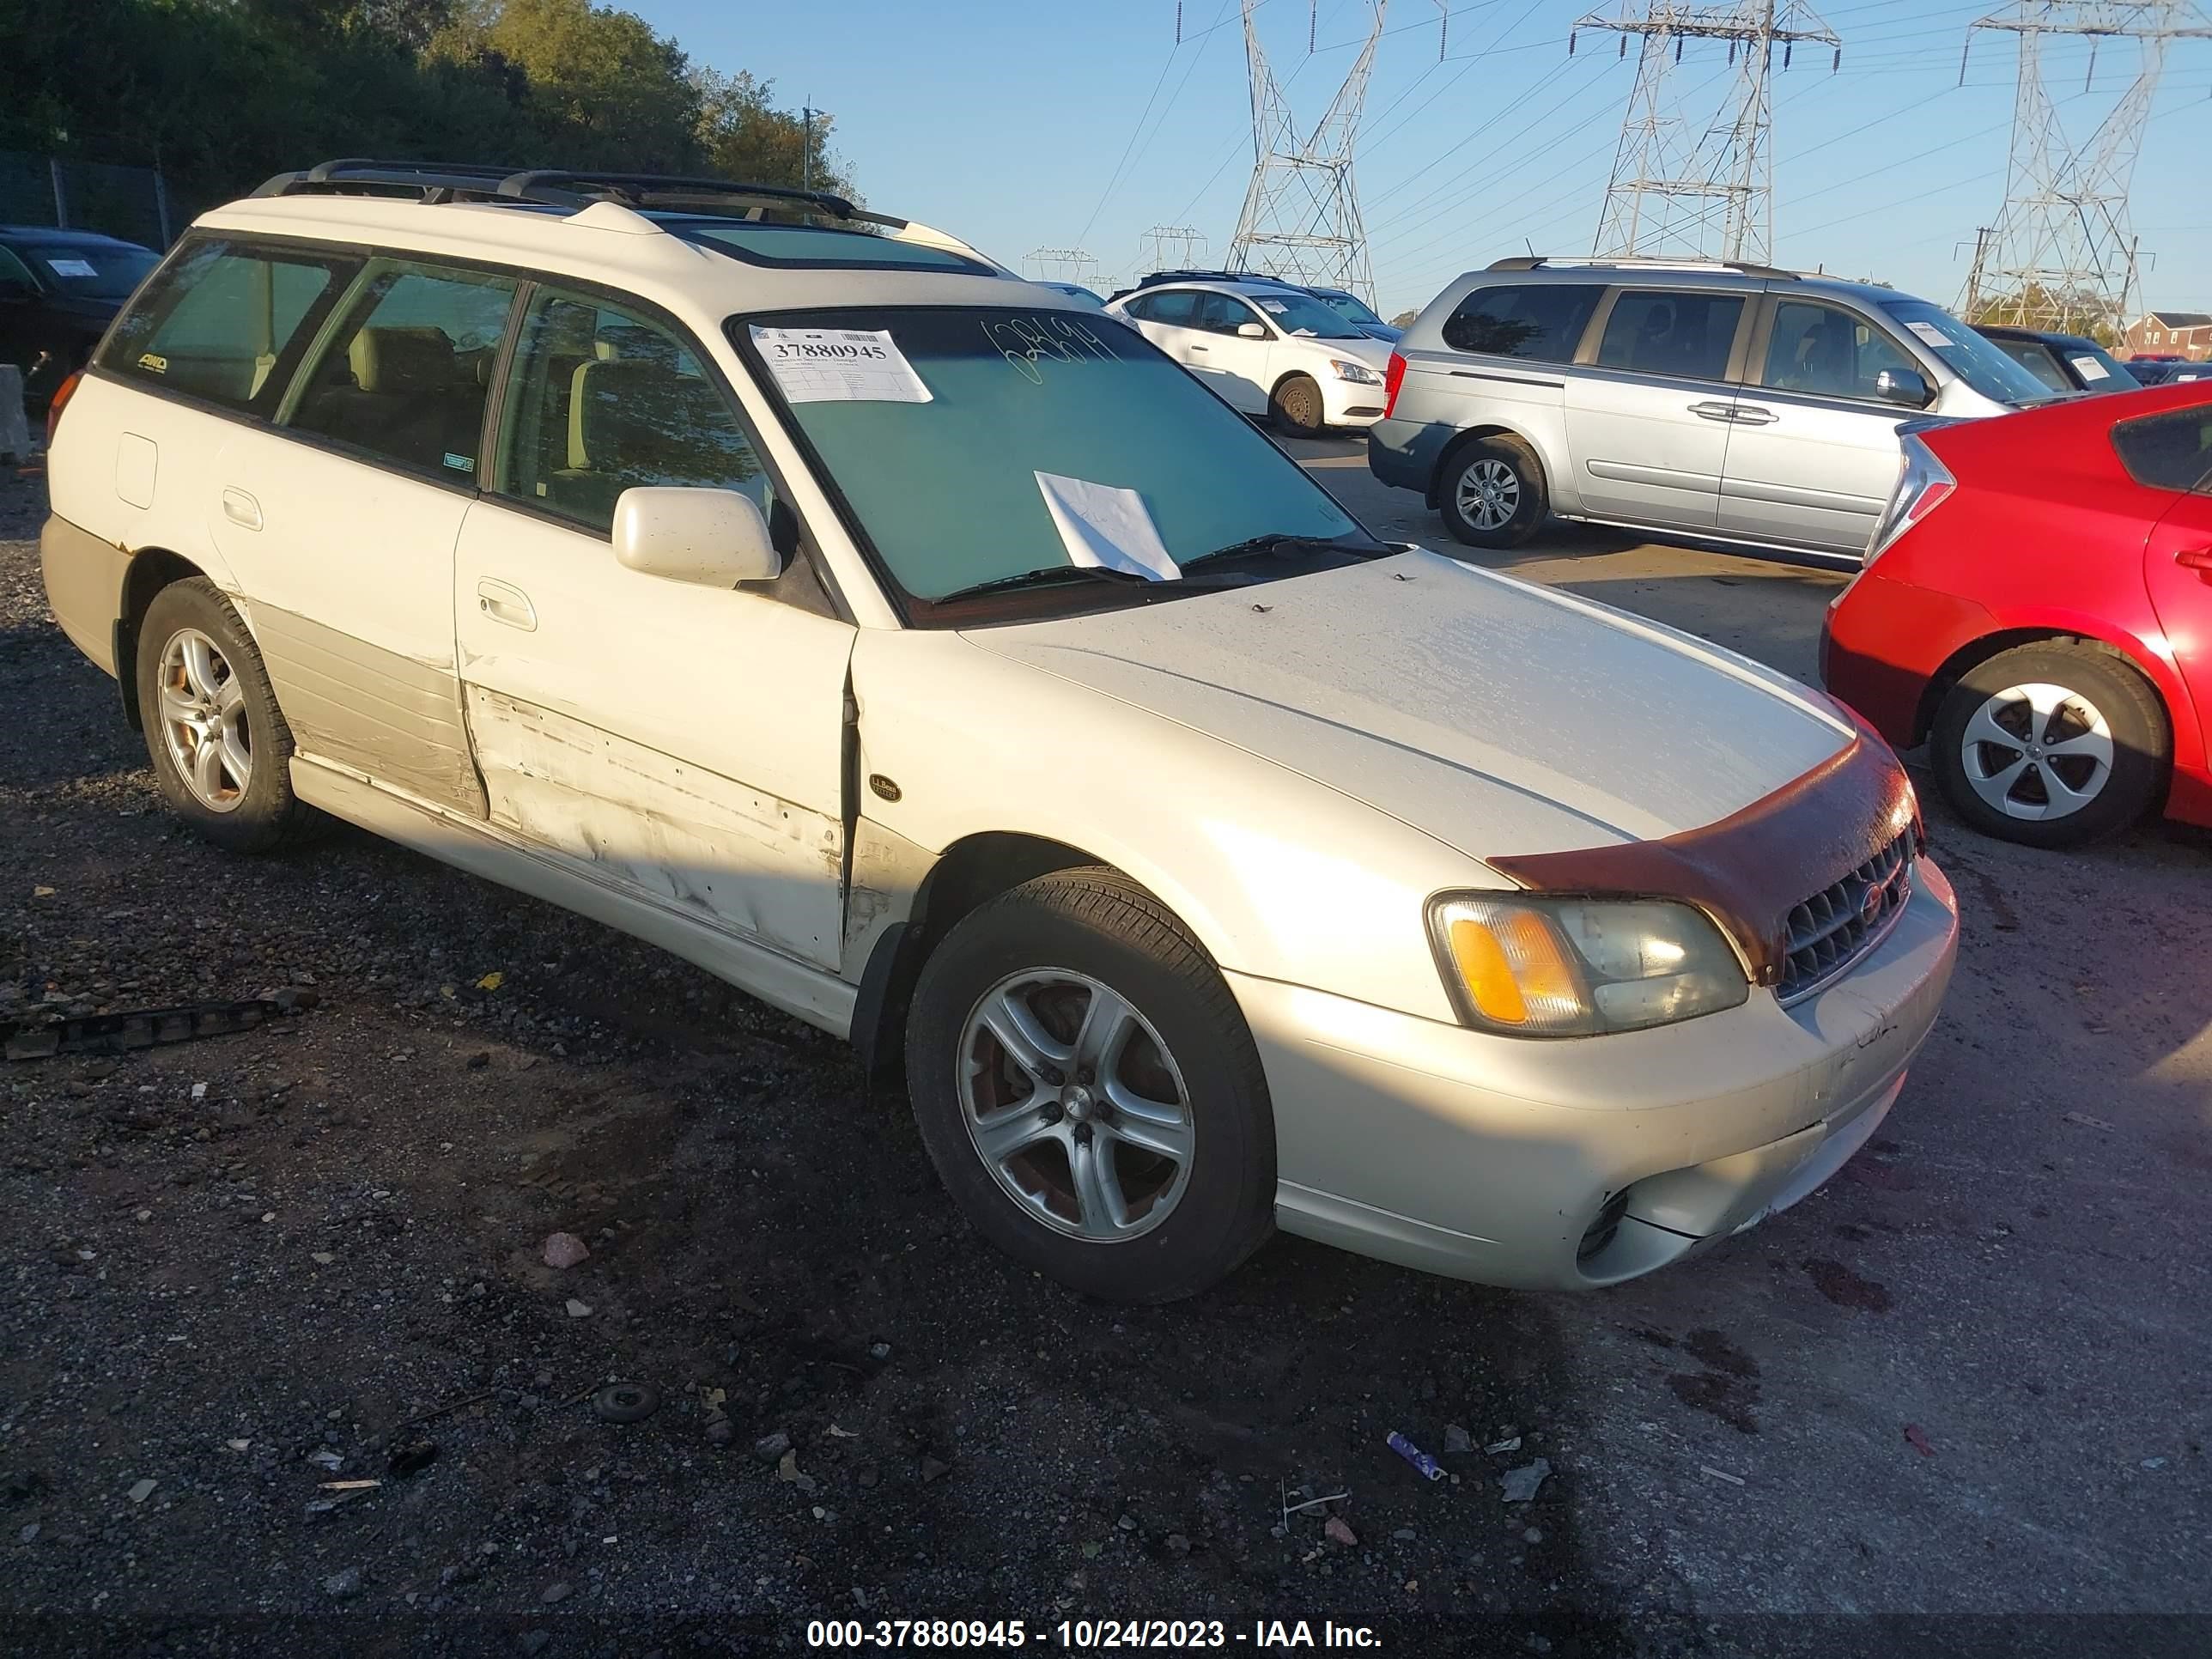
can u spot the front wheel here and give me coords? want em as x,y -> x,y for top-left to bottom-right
1439,434 -> 1547,549
1928,642 -> 2169,848
904,869 -> 1276,1303
1269,374 -> 1327,437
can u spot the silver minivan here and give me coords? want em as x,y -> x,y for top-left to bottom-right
1369,257 -> 2056,560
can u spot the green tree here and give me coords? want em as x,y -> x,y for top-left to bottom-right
694,70 -> 849,197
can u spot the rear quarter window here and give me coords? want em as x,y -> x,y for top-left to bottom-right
99,239 -> 360,416
2112,408 -> 2212,493
1439,283 -> 1604,362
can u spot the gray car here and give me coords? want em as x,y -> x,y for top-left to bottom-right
1370,257 -> 2057,560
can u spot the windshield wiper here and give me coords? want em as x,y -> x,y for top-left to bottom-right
933,564 -> 1158,604
1180,532 -> 1389,572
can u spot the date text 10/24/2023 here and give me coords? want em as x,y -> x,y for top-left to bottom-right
805,1620 -> 1384,1650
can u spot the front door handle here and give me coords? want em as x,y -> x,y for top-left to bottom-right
221,488 -> 262,531
475,579 -> 537,631
1730,405 -> 1778,426
2177,545 -> 2212,581
1687,401 -> 1735,422
1188,343 -> 1211,353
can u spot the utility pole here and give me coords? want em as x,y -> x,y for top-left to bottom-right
1574,0 -> 1840,265
1224,1 -> 1391,301
801,103 -> 815,194
1960,2 -> 2210,340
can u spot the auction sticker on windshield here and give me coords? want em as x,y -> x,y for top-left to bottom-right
750,325 -> 933,404
2070,356 -> 2111,381
1904,320 -> 1952,349
46,258 -> 99,278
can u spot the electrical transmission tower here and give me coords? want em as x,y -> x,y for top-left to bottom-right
1023,246 -> 1101,286
1960,2 -> 2212,339
1139,225 -> 1208,273
1575,0 -> 1840,264
1225,1 -> 1390,300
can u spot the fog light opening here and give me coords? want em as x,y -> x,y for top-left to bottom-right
1578,1189 -> 1631,1264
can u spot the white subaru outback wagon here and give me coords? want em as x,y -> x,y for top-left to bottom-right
40,162 -> 1958,1302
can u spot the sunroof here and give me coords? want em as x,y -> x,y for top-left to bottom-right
670,219 -> 989,272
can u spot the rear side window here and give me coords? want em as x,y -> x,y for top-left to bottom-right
1595,290 -> 1745,381
286,260 -> 519,480
2112,409 -> 2212,493
1136,290 -> 1198,326
1440,283 -> 1602,362
1989,337 -> 2071,393
100,239 -> 358,415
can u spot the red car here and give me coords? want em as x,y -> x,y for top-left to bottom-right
1822,383 -> 2212,848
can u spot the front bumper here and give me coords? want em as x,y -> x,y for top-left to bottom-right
1234,859 -> 1959,1291
1318,374 -> 1389,428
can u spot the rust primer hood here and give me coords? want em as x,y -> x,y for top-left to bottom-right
1487,723 -> 1921,988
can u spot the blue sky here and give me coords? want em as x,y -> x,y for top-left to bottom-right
644,0 -> 2212,319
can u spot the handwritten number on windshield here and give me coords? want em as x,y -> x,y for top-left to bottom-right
982,315 -> 1121,384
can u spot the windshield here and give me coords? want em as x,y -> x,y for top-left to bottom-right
1881,299 -> 2055,405
23,241 -> 159,301
2061,337 -> 2138,391
1248,289 -> 1368,341
738,305 -> 1368,615
1316,289 -> 1385,328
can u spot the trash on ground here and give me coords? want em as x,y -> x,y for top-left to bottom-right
591,1382 -> 659,1425
1279,1488 -> 1350,1518
476,971 -> 505,991
1485,1435 -> 1522,1455
307,1449 -> 345,1472
126,1478 -> 157,1504
2142,1456 -> 2168,1471
3,997 -> 301,1062
319,1479 -> 380,1492
2062,1111 -> 2115,1131
1386,1430 -> 1444,1481
1323,1516 -> 1358,1547
1499,1457 -> 1552,1504
542,1232 -> 591,1269
1903,1424 -> 1936,1457
564,1298 -> 592,1318
1698,1464 -> 1746,1486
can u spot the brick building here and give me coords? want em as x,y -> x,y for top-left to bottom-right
2124,311 -> 2212,362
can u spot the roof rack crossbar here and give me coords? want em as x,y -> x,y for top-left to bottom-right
252,160 -> 864,222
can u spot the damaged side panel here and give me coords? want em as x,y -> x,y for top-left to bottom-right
465,687 -> 845,970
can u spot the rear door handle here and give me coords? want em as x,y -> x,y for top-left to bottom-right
475,579 -> 537,631
1189,343 -> 1211,353
1730,405 -> 1778,426
2177,545 -> 2212,580
220,488 -> 262,531
1687,401 -> 1735,422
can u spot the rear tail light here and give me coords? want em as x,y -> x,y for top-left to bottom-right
46,370 -> 83,446
1866,433 -> 1954,563
1382,350 -> 1407,419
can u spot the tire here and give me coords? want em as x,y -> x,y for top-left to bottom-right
1438,433 -> 1547,549
135,577 -> 324,854
1929,641 -> 2169,848
1269,374 -> 1327,437
904,867 -> 1276,1303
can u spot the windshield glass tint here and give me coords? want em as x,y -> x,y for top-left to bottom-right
28,243 -> 158,300
1318,290 -> 1384,327
739,306 -> 1361,607
1881,300 -> 2053,404
1248,290 -> 1366,339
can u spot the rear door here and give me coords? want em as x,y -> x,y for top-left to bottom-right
1124,289 -> 1204,373
1562,285 -> 1748,532
1717,295 -> 1924,556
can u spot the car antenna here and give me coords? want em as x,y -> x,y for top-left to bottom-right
1525,237 -> 1537,259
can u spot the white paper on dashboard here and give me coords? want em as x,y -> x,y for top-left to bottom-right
2070,355 -> 2111,381
1034,472 -> 1181,581
749,326 -> 932,403
46,258 -> 97,278
1905,321 -> 1951,349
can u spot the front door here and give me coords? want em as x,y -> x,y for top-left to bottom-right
1186,291 -> 1273,413
1717,298 -> 1923,557
453,283 -> 854,971
212,253 -> 520,817
1563,286 -> 1747,532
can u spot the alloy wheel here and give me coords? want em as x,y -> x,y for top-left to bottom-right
1457,458 -> 1520,532
1959,680 -> 2113,821
156,627 -> 253,812
957,969 -> 1194,1243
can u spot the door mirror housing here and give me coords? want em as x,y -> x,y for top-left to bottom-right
1235,320 -> 1268,339
611,487 -> 783,587
1875,366 -> 1933,408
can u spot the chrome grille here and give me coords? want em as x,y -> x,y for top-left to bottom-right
1777,830 -> 1914,1005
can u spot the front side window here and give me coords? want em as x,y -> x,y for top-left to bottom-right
1137,289 -> 1199,327
0,244 -> 41,289
1595,289 -> 1744,381
287,261 -> 518,479
1193,292 -> 1262,336
100,239 -> 358,414
495,287 -> 772,532
1440,283 -> 1603,362
2112,409 -> 2212,493
1877,298 -> 2054,405
738,305 -> 1369,615
1761,301 -> 1921,401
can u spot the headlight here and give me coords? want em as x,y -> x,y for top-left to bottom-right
1427,894 -> 1748,1036
1329,358 -> 1383,385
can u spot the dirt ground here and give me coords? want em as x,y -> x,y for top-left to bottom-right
6,449 -> 2210,1659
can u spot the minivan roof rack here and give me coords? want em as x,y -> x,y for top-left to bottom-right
1486,254 -> 1800,280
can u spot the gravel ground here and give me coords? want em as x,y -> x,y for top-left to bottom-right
0,464 -> 1656,1656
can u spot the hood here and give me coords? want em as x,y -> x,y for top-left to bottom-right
1359,323 -> 1404,343
963,551 -> 1856,858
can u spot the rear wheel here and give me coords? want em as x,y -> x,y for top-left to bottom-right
904,868 -> 1275,1303
1439,434 -> 1547,549
1269,374 -> 1326,437
1929,641 -> 2168,848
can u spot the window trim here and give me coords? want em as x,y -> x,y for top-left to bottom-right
1743,294 -> 1932,410
1439,280 -> 1607,366
1578,284 -> 1755,386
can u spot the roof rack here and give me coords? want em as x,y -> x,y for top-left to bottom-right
248,158 -> 1008,273
1486,254 -> 1800,280
1134,267 -> 1306,290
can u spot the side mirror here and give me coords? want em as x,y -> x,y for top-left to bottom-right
1875,366 -> 1932,408
1236,320 -> 1268,339
611,486 -> 783,587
